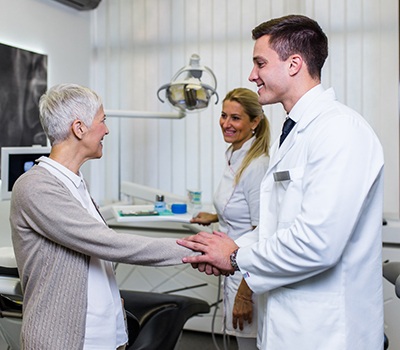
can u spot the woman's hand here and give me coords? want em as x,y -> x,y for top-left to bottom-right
190,212 -> 218,226
232,279 -> 254,330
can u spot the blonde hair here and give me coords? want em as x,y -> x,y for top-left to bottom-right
223,88 -> 270,184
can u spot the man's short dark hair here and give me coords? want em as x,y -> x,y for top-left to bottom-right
252,15 -> 328,79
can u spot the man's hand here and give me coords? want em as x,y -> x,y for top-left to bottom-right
177,230 -> 238,274
190,263 -> 232,276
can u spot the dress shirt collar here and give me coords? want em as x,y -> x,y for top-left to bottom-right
37,156 -> 84,189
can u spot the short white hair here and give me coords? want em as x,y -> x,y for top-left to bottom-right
39,83 -> 102,145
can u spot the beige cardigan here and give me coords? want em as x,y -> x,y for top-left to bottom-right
10,165 -> 195,350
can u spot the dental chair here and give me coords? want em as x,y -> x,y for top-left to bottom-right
0,248 -> 210,350
121,290 -> 209,350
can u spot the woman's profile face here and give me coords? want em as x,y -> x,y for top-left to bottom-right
82,106 -> 109,160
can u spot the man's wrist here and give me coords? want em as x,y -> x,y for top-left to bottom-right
230,248 -> 240,271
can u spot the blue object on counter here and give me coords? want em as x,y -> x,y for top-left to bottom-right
171,203 -> 187,214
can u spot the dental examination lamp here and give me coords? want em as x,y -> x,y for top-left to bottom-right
157,53 -> 219,112
106,54 -> 218,119
103,54 -> 219,201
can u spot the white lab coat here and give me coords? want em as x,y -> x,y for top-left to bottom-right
236,85 -> 384,350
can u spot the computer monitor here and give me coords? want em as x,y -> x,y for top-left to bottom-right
1,146 -> 51,200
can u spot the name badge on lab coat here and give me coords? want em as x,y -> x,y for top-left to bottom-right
273,167 -> 304,182
273,171 -> 291,182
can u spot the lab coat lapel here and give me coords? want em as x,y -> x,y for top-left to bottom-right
258,127 -> 299,239
260,88 -> 337,239
266,87 -> 336,176
266,124 -> 298,176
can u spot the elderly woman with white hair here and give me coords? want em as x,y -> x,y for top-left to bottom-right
10,83 -> 197,350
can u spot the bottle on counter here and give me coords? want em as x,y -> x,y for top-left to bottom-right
154,194 -> 166,213
187,189 -> 202,216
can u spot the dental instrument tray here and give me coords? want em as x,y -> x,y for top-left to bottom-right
113,205 -> 192,223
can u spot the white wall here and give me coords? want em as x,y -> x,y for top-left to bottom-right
0,0 -> 398,220
91,0 -> 400,219
0,0 -> 92,87
0,0 -> 92,241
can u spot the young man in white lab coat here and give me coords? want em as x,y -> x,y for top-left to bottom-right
177,14 -> 384,350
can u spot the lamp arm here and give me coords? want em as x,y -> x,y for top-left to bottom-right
105,109 -> 185,119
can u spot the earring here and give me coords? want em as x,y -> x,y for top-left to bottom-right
252,129 -> 256,135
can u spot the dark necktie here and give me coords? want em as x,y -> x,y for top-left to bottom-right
279,118 -> 296,147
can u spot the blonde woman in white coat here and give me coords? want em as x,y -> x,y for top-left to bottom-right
191,88 -> 270,349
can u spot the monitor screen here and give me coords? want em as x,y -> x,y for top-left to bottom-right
1,146 -> 51,200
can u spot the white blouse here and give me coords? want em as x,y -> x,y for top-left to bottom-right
214,137 -> 269,241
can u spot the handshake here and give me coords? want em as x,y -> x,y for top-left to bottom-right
177,230 -> 239,276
